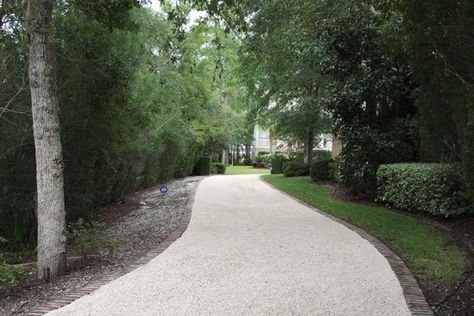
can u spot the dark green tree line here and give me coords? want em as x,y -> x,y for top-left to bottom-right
0,1 -> 246,250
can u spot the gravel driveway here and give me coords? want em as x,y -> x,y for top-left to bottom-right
47,175 -> 410,316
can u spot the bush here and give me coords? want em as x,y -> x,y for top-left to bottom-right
243,158 -> 252,166
283,161 -> 309,177
194,156 -> 212,175
0,237 -> 25,292
271,158 -> 283,174
310,158 -> 335,181
313,150 -> 332,161
67,218 -> 118,259
257,151 -> 270,156
212,163 -> 226,174
259,154 -> 273,163
0,262 -> 24,292
377,163 -> 473,217
252,162 -> 258,168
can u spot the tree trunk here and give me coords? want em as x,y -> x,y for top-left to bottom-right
222,149 -> 229,165
245,145 -> 250,159
236,145 -> 240,163
26,0 -> 66,281
304,130 -> 314,164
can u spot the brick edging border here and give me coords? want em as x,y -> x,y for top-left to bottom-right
25,180 -> 201,316
260,177 -> 433,316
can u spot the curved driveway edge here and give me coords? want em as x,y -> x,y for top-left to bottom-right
25,179 -> 200,316
261,176 -> 433,316
44,175 -> 415,315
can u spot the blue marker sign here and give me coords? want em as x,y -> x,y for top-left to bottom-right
160,186 -> 168,194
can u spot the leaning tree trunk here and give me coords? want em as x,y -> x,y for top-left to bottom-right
26,0 -> 66,281
303,130 -> 314,164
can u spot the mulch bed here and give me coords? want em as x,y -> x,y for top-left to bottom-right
0,177 -> 202,316
326,182 -> 474,316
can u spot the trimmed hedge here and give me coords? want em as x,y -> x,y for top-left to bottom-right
313,150 -> 332,161
377,163 -> 472,217
243,158 -> 252,166
212,163 -> 226,174
194,156 -> 212,175
271,158 -> 283,174
310,158 -> 335,181
283,161 -> 309,177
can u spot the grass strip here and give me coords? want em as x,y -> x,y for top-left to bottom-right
225,165 -> 270,175
263,175 -> 467,283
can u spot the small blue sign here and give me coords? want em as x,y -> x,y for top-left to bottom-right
160,186 -> 168,194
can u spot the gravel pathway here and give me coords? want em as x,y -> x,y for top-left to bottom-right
1,177 -> 201,315
46,175 -> 410,316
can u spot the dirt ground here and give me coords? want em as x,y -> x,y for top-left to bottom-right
0,177 -> 202,315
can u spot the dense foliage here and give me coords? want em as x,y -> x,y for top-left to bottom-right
212,163 -> 226,175
191,0 -> 473,202
377,164 -> 472,217
310,159 -> 335,182
376,1 -> 474,201
0,2 -> 246,249
283,161 -> 309,177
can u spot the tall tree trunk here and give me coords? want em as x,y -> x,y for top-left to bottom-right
245,145 -> 250,159
26,0 -> 66,281
222,149 -> 229,165
236,145 -> 240,163
304,130 -> 314,164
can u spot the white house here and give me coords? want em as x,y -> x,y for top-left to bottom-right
251,126 -> 334,157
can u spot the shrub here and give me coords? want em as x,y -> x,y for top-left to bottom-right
243,158 -> 252,166
257,151 -> 270,156
0,237 -> 25,292
252,162 -> 258,168
377,163 -> 473,217
259,154 -> 273,163
67,218 -> 118,259
194,156 -> 212,175
313,150 -> 332,161
271,158 -> 283,174
310,158 -> 335,181
0,262 -> 25,292
283,161 -> 309,177
212,163 -> 226,174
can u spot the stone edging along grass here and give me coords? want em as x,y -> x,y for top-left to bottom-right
25,180 -> 200,316
261,176 -> 433,316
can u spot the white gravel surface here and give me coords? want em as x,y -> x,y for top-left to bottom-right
47,175 -> 410,316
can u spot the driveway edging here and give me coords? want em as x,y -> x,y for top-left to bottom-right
261,176 -> 433,316
25,180 -> 200,316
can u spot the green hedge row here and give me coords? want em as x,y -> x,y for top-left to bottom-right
194,157 -> 212,176
377,163 -> 472,217
283,161 -> 309,177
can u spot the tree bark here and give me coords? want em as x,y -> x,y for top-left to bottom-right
236,145 -> 240,163
221,149 -> 228,165
26,0 -> 66,281
304,130 -> 314,164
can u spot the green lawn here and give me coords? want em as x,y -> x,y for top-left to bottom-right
225,165 -> 270,175
263,175 -> 468,283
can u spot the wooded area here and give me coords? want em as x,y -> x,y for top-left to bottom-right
1,0 -> 473,285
